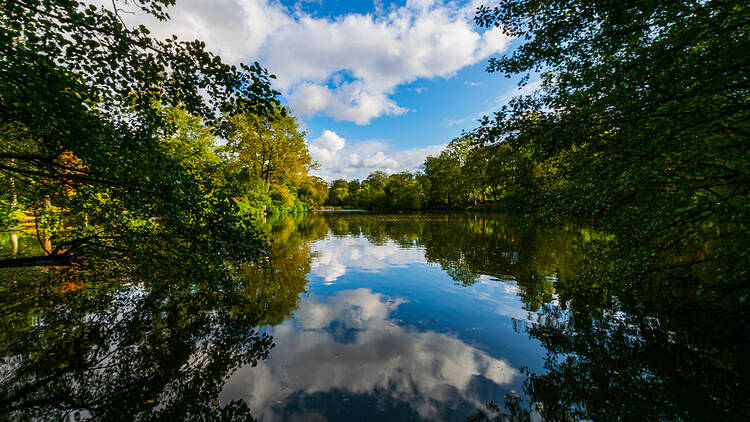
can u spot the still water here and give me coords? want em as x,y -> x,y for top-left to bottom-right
1,213 -> 746,421
220,213 -> 578,421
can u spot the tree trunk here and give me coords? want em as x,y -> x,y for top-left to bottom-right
10,234 -> 18,258
10,176 -> 17,209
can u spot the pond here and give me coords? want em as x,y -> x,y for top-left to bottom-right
219,213 -> 580,421
0,213 -> 746,421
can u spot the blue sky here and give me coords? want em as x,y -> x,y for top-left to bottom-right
126,0 -> 526,180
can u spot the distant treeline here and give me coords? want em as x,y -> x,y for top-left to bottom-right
323,135 -> 537,212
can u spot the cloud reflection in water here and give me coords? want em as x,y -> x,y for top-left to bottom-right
310,235 -> 430,283
221,288 -> 518,421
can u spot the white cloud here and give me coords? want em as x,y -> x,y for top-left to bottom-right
363,151 -> 399,169
307,130 -> 444,180
308,129 -> 346,163
114,0 -> 290,63
288,82 -> 409,125
117,0 -> 512,125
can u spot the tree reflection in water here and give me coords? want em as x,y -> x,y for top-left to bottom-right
314,213 -> 749,421
0,267 -> 274,420
0,215 -> 327,421
1,213 -> 747,421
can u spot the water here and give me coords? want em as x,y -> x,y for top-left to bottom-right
220,213 -> 577,421
1,213 -> 747,421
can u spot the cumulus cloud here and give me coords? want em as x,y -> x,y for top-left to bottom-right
288,81 -> 410,125
307,130 -> 445,180
117,0 -> 512,125
308,129 -> 346,163
113,0 -> 289,63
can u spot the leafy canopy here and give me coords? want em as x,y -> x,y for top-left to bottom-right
473,0 -> 750,293
0,0 -> 279,267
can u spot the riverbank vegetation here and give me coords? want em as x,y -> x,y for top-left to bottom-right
0,0 -> 328,271
323,134 -> 537,211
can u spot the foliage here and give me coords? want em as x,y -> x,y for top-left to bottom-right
322,137 -> 539,212
221,106 -> 324,214
327,179 -> 350,206
472,0 -> 750,301
0,197 -> 23,231
385,172 -> 426,210
0,0 -> 279,269
298,176 -> 329,209
223,107 -> 311,186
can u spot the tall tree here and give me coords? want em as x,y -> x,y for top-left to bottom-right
424,137 -> 472,207
298,176 -> 329,209
224,107 -> 312,186
327,179 -> 350,206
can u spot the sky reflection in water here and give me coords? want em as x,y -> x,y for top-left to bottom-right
221,215 -> 558,421
4,213 -> 741,420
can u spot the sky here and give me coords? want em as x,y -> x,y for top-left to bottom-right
125,0 -> 526,180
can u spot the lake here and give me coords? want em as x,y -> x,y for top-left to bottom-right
1,213 -> 746,421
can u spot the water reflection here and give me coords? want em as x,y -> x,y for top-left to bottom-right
0,269 -> 275,420
222,288 -> 518,421
0,226 -> 288,420
1,213 -> 747,421
309,236 -> 429,282
212,213 -> 583,421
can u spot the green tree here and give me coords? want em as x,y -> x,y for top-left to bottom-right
298,176 -> 329,209
223,107 -> 312,187
1,0 -> 277,267
347,179 -> 361,197
359,171 -> 389,210
327,179 -> 350,206
474,0 -> 750,298
386,172 -> 425,210
159,106 -> 220,173
424,137 -> 472,207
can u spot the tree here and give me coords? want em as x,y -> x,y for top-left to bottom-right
347,179 -> 361,197
298,176 -> 329,209
424,137 -> 472,207
474,0 -> 750,298
386,172 -> 425,210
358,172 -> 389,210
327,179 -> 350,206
159,106 -> 220,174
0,0 -> 277,268
223,107 -> 312,187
